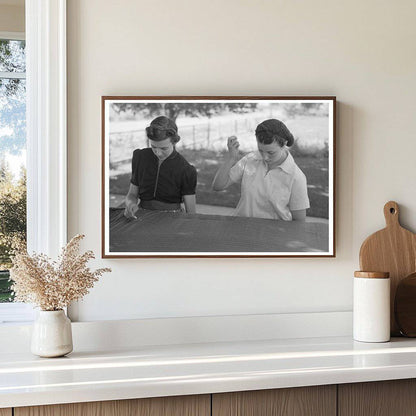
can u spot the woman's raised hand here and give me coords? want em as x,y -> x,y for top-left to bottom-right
227,136 -> 240,160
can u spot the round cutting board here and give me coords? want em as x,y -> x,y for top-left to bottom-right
359,201 -> 416,336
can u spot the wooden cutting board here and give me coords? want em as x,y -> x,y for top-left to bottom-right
359,201 -> 416,335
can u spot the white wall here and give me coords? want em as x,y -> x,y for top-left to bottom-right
67,0 -> 416,322
0,4 -> 24,33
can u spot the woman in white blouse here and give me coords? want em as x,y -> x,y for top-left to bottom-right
212,119 -> 309,221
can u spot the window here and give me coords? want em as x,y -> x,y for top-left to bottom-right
0,1 -> 67,323
0,36 -> 26,307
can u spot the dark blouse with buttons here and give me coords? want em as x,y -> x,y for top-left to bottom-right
130,148 -> 197,204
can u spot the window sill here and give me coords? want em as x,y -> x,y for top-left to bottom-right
0,303 -> 35,324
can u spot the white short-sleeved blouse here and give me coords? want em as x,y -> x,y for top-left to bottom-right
229,151 -> 310,220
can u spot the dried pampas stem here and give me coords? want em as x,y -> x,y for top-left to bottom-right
10,234 -> 111,311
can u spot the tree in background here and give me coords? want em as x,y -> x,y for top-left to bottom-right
0,160 -> 26,270
110,102 -> 258,122
282,102 -> 328,118
0,39 -> 26,155
0,39 -> 27,302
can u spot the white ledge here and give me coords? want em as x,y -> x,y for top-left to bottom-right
0,311 -> 352,352
2,336 -> 416,408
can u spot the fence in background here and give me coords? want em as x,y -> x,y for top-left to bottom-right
109,117 -> 264,166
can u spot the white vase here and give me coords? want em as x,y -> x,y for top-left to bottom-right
31,310 -> 73,357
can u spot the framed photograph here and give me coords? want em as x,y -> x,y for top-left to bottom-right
102,96 -> 336,258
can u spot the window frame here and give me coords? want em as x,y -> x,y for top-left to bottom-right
26,0 -> 67,258
0,31 -> 25,41
0,0 -> 67,323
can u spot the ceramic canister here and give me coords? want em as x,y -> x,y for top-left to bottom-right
353,271 -> 390,343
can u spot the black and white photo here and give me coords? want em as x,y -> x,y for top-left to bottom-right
102,97 -> 335,257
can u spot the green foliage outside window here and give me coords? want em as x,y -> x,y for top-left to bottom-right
0,162 -> 26,302
0,38 -> 27,303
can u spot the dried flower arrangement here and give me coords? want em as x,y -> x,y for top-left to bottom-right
10,234 -> 111,311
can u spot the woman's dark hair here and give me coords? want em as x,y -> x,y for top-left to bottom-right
255,119 -> 294,147
145,116 -> 181,144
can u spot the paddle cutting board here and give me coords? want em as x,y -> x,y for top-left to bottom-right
359,201 -> 416,335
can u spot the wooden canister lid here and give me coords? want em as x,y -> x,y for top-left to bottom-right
354,271 -> 390,279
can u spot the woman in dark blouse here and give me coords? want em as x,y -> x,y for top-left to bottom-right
124,116 -> 197,219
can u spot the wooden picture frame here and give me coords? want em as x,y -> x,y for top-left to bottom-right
102,96 -> 336,258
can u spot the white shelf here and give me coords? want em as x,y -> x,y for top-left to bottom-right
2,336 -> 416,408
